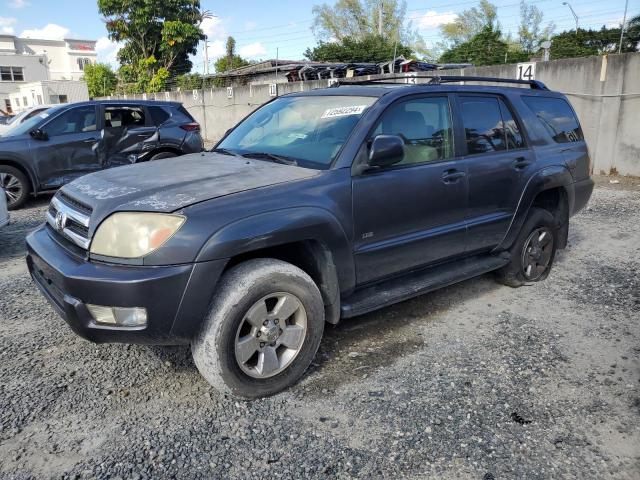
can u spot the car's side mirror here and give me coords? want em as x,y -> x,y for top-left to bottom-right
29,128 -> 48,141
368,134 -> 404,168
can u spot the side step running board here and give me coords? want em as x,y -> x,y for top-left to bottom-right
340,254 -> 510,318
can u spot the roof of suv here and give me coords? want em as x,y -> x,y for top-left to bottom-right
290,78 -> 563,99
53,99 -> 183,109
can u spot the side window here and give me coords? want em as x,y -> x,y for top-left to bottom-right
522,96 -> 583,143
460,96 -> 506,154
148,106 -> 170,126
42,106 -> 97,136
171,105 -> 196,123
104,106 -> 146,129
498,99 -> 525,149
371,97 -> 454,166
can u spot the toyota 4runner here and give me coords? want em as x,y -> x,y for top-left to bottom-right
26,76 -> 594,398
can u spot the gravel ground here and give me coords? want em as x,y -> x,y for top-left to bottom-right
0,177 -> 638,479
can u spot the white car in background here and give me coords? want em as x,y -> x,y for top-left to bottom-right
0,186 -> 9,228
0,105 -> 55,136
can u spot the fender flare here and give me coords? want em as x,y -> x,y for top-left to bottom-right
494,165 -> 574,252
195,206 -> 356,296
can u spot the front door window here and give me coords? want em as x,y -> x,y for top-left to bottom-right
371,96 -> 454,165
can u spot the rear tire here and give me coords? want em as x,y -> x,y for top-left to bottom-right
192,259 -> 325,399
0,165 -> 30,210
149,151 -> 178,161
495,207 -> 558,288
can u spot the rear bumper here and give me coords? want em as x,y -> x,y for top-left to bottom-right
572,177 -> 594,216
26,225 -> 226,345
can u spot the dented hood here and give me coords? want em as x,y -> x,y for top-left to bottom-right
62,152 -> 318,226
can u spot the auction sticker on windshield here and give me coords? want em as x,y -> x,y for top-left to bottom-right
321,105 -> 368,119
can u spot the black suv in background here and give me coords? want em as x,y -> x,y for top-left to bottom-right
26,77 -> 593,398
0,100 -> 203,209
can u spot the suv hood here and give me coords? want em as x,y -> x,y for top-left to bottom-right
62,152 -> 319,222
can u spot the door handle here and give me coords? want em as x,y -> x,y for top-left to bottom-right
441,169 -> 466,183
83,138 -> 99,144
513,157 -> 532,169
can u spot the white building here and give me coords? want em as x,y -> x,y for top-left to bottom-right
0,35 -> 96,113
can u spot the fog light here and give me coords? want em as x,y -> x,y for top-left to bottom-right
86,304 -> 148,327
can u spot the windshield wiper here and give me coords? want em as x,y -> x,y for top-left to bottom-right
211,147 -> 245,159
241,151 -> 298,166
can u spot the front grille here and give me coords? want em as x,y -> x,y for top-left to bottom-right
58,190 -> 93,216
46,194 -> 92,250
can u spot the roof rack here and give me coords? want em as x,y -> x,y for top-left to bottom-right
427,75 -> 549,90
333,75 -> 549,90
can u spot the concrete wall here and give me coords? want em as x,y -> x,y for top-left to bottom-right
104,52 -> 640,176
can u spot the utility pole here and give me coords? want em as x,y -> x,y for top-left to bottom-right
618,0 -> 629,54
378,1 -> 383,36
562,2 -> 579,33
392,37 -> 397,74
203,35 -> 209,75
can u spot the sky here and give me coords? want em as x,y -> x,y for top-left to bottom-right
0,0 -> 634,73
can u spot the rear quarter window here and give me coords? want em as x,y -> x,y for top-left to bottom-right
522,96 -> 583,143
171,105 -> 196,123
148,106 -> 171,126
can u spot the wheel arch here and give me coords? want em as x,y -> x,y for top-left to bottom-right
144,146 -> 182,161
495,165 -> 573,252
195,207 -> 355,324
0,158 -> 37,194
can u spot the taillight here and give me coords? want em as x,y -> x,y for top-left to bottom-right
180,122 -> 200,132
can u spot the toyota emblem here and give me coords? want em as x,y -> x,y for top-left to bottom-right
55,211 -> 66,231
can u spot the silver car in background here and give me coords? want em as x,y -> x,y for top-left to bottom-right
0,187 -> 9,228
0,105 -> 54,137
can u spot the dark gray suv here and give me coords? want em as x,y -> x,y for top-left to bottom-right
26,76 -> 593,398
0,100 -> 203,209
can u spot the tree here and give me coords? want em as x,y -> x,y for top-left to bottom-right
439,26 -> 525,65
518,0 -> 554,53
621,14 -> 640,52
214,36 -> 250,73
82,63 -> 117,98
549,24 -> 640,60
440,0 -> 499,46
176,73 -> 208,90
305,34 -> 413,62
98,0 -> 209,91
311,0 -> 425,55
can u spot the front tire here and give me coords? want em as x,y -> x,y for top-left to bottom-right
192,259 -> 325,399
0,165 -> 30,210
496,207 -> 558,288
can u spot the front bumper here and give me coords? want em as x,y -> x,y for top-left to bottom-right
26,225 -> 226,345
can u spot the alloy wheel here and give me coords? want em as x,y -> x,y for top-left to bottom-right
234,292 -> 307,379
0,172 -> 22,206
521,226 -> 554,281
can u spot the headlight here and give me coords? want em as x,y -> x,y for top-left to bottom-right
90,212 -> 185,258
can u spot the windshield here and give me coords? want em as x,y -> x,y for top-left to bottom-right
217,95 -> 376,169
2,106 -> 62,137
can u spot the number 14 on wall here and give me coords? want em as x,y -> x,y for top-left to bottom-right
517,62 -> 536,81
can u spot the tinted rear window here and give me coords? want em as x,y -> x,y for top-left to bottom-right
522,96 -> 583,143
171,105 -> 195,123
460,96 -> 507,154
148,106 -> 171,126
